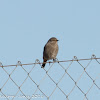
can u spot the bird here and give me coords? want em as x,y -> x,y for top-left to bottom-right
42,37 -> 59,68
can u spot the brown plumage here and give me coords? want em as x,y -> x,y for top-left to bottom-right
42,37 -> 59,68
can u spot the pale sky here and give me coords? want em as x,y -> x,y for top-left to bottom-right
0,0 -> 100,100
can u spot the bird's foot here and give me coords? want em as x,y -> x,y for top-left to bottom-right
53,58 -> 58,62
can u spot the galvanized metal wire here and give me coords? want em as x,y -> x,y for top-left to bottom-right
0,55 -> 100,100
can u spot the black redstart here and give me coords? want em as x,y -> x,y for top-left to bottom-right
42,37 -> 59,68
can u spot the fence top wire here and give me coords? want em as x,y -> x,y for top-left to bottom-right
0,54 -> 100,100
0,55 -> 100,67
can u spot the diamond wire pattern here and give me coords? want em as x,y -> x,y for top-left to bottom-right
0,55 -> 100,100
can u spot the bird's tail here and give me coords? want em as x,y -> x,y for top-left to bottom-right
41,59 -> 47,68
42,63 -> 46,68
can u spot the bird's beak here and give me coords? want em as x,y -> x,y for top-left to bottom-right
57,40 -> 59,41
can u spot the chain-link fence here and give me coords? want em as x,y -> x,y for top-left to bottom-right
0,55 -> 100,100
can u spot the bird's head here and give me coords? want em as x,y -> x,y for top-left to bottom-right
48,37 -> 59,42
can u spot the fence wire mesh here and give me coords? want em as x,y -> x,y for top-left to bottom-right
0,55 -> 100,100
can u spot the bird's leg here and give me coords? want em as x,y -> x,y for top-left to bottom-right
53,58 -> 56,62
53,58 -> 58,62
